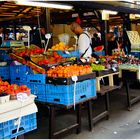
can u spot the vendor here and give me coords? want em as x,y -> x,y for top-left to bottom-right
107,32 -> 118,55
31,27 -> 47,48
70,22 -> 93,58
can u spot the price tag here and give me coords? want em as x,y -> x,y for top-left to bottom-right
95,61 -> 99,64
72,76 -> 78,110
72,76 -> 78,82
65,51 -> 70,54
112,67 -> 117,72
17,93 -> 28,102
80,58 -> 86,63
86,58 -> 90,62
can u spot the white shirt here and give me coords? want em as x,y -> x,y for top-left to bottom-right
78,31 -> 92,58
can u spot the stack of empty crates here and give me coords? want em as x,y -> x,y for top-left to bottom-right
0,50 -> 12,81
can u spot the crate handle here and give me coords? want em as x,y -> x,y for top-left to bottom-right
16,77 -> 20,80
54,98 -> 60,102
80,95 -> 86,99
30,80 -> 41,83
12,127 -> 24,134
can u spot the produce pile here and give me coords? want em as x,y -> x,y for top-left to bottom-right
9,41 -> 140,76
12,45 -> 44,57
0,79 -> 30,97
99,55 -> 140,65
48,42 -> 74,51
91,63 -> 105,71
47,64 -> 92,78
38,52 -> 65,65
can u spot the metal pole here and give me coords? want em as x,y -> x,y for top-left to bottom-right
45,8 -> 52,48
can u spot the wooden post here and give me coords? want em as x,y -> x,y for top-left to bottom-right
13,22 -> 16,40
122,13 -> 131,54
100,20 -> 108,55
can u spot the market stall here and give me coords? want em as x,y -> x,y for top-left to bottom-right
1,0 -> 140,139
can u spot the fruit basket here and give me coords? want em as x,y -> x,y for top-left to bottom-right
0,80 -> 31,100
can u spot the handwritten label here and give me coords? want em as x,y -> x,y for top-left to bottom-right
72,76 -> 78,82
65,51 -> 70,54
17,93 -> 28,102
112,67 -> 117,72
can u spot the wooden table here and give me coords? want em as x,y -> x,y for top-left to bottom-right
119,67 -> 140,110
124,80 -> 140,110
38,96 -> 97,139
87,85 -> 121,131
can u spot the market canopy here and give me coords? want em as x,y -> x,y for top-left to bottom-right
1,1 -> 140,26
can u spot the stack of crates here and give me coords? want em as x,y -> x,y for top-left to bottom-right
0,113 -> 37,139
0,66 -> 10,81
27,74 -> 47,102
0,50 -> 12,62
10,65 -> 33,85
0,50 -> 11,81
10,64 -> 47,102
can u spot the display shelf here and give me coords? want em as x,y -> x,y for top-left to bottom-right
96,71 -> 119,92
97,85 -> 121,95
94,68 -> 119,77
119,64 -> 140,80
10,53 -> 27,65
27,61 -> 46,74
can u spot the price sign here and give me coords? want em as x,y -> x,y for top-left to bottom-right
112,67 -> 117,72
17,93 -> 28,102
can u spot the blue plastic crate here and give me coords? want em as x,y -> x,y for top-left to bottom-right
27,74 -> 46,84
130,52 -> 140,59
0,113 -> 37,139
3,54 -> 12,61
0,50 -> 12,61
10,65 -> 33,82
56,50 -> 80,58
46,79 -> 96,105
28,83 -> 46,102
0,66 -> 10,80
10,80 -> 28,86
94,51 -> 105,56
